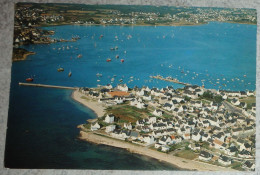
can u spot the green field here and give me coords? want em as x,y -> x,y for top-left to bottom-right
175,149 -> 198,160
105,104 -> 149,123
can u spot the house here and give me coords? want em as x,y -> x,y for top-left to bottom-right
210,102 -> 219,111
91,122 -> 100,131
202,133 -> 210,141
195,89 -> 203,96
124,122 -> 132,130
129,131 -> 139,140
184,90 -> 198,99
244,126 -> 254,134
158,123 -> 167,130
202,120 -> 210,128
251,103 -> 256,113
231,98 -> 240,106
104,114 -> 115,123
193,101 -> 202,108
159,135 -> 172,145
218,155 -> 231,166
232,128 -> 243,136
137,101 -> 147,109
199,151 -> 212,161
153,109 -> 163,117
183,133 -> 191,140
148,116 -> 157,124
172,95 -> 184,102
154,143 -> 162,149
117,84 -> 128,92
243,161 -> 255,171
240,143 -> 252,152
159,97 -> 168,104
213,139 -> 224,150
136,89 -> 145,96
110,129 -> 121,138
225,146 -> 238,156
143,94 -> 152,101
151,88 -> 161,96
226,91 -> 241,97
105,84 -> 113,89
222,93 -> 228,100
189,143 -> 200,151
238,149 -> 252,158
153,130 -> 163,138
240,91 -> 247,97
192,132 -> 201,141
143,135 -> 155,144
236,138 -> 245,147
240,102 -> 247,109
163,103 -> 174,111
105,125 -> 116,133
247,91 -> 255,96
120,130 -> 131,139
136,119 -> 145,126
114,97 -> 124,104
142,86 -> 151,92
161,145 -> 170,152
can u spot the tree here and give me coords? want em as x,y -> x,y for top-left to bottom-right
184,96 -> 191,102
213,95 -> 223,103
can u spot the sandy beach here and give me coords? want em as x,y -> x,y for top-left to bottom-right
71,90 -> 105,118
78,129 -> 236,171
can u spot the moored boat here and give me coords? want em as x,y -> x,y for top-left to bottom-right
57,67 -> 64,72
26,77 -> 33,82
106,58 -> 111,62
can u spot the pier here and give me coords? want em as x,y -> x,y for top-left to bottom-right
150,75 -> 191,86
19,82 -> 78,90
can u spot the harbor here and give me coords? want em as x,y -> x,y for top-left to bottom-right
18,82 -> 78,90
150,75 -> 192,86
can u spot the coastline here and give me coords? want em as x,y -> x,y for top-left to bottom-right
12,48 -> 35,61
78,129 -> 236,171
71,90 -> 105,118
37,20 -> 256,28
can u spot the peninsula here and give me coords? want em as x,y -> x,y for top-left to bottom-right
72,83 -> 256,171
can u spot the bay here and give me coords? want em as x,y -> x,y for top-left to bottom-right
5,22 -> 256,169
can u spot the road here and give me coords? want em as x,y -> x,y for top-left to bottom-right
223,101 -> 246,118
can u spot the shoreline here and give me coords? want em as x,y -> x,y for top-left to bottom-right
12,48 -> 35,62
38,20 -> 256,28
78,129 -> 236,171
71,90 -> 105,118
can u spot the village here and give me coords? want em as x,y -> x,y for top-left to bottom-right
77,83 -> 256,171
13,4 -> 256,47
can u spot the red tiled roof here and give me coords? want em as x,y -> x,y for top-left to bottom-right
108,91 -> 130,97
213,139 -> 224,146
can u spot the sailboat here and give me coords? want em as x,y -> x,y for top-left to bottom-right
57,66 -> 64,72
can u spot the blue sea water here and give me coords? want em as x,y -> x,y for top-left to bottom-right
5,22 -> 256,169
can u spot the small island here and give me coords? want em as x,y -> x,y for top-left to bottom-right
72,83 -> 256,171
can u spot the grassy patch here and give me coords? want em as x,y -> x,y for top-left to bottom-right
175,150 -> 198,160
240,96 -> 256,109
80,96 -> 90,101
105,104 -> 148,123
162,113 -> 174,118
231,161 -> 244,171
83,123 -> 91,129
